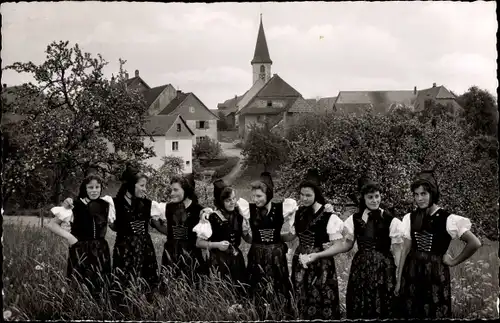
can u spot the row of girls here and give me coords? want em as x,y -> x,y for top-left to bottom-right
47,164 -> 482,319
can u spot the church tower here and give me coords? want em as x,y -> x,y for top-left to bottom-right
251,14 -> 272,85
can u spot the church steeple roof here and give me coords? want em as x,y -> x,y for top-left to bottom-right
251,14 -> 272,65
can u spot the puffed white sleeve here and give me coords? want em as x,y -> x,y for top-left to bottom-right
343,215 -> 355,241
401,213 -> 412,240
150,200 -> 167,222
50,206 -> 73,223
192,213 -> 213,240
446,214 -> 472,240
326,213 -> 344,241
237,198 -> 250,220
389,217 -> 404,245
100,195 -> 116,224
281,198 -> 298,235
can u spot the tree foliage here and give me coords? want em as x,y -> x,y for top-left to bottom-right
193,137 -> 222,160
276,104 -> 497,240
457,86 -> 498,137
241,121 -> 289,171
2,40 -> 155,205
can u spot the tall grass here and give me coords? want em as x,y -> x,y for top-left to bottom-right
3,222 -> 498,320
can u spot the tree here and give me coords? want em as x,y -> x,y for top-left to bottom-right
241,121 -> 289,172
3,40 -> 155,205
457,86 -> 498,137
277,108 -> 497,240
193,137 -> 222,160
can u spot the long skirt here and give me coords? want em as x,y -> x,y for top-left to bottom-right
247,243 -> 292,318
161,240 -> 207,286
111,233 -> 159,305
291,245 -> 340,319
207,246 -> 248,297
346,249 -> 397,319
67,238 -> 111,299
398,250 -> 452,319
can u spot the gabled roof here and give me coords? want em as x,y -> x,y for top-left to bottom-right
218,93 -> 246,116
288,96 -> 315,113
158,92 -> 219,119
144,85 -> 170,107
125,76 -> 151,91
236,78 -> 266,114
414,85 -> 461,111
334,90 -> 417,114
142,114 -> 194,136
251,15 -> 272,65
158,92 -> 188,115
241,107 -> 287,115
315,96 -> 337,111
254,74 -> 301,99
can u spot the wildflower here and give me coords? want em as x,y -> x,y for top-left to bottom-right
61,287 -> 66,294
35,265 -> 43,271
3,310 -> 12,320
227,303 -> 243,314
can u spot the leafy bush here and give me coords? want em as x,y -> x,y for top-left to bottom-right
277,106 -> 498,240
193,138 -> 222,160
213,157 -> 240,179
241,122 -> 289,171
145,157 -> 185,202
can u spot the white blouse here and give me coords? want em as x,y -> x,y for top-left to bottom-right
401,208 -> 472,240
193,198 -> 251,240
343,209 -> 404,245
50,195 -> 117,229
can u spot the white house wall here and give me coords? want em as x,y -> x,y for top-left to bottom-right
186,119 -> 218,144
165,138 -> 193,173
143,136 -> 166,169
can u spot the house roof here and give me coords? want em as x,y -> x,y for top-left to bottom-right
158,92 -> 219,119
315,96 -> 337,111
235,78 -> 267,114
142,114 -> 194,136
288,96 -> 315,113
254,74 -> 302,98
414,85 -> 461,111
144,85 -> 169,107
251,16 -> 272,65
218,93 -> 246,116
334,90 -> 417,114
158,92 -> 188,115
125,76 -> 151,91
241,107 -> 287,115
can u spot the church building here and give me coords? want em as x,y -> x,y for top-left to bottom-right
217,15 -> 314,139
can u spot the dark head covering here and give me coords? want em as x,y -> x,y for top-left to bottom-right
411,166 -> 440,205
299,169 -> 326,205
213,178 -> 229,210
171,173 -> 198,203
259,171 -> 274,203
117,163 -> 147,198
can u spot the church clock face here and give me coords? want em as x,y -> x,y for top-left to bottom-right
260,73 -> 265,80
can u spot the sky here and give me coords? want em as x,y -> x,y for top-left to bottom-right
1,1 -> 497,110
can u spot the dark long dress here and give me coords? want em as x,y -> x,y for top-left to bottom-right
205,209 -> 247,295
247,202 -> 292,318
111,196 -> 159,300
160,201 -> 207,284
399,208 -> 453,319
345,209 -> 398,319
67,198 -> 112,299
291,205 -> 341,319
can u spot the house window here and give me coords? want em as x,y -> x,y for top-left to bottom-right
172,141 -> 179,151
267,101 -> 272,107
197,121 -> 207,129
176,123 -> 181,132
189,106 -> 195,113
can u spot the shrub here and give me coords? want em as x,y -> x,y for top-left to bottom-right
241,122 -> 289,171
144,157 -> 184,202
193,138 -> 222,160
277,107 -> 498,240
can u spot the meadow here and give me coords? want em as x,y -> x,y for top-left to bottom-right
2,216 -> 498,321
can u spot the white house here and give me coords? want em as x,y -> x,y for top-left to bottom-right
142,114 -> 195,173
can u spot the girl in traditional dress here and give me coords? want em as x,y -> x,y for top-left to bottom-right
150,174 -> 207,287
193,179 -> 250,297
284,169 -> 344,320
245,172 -> 298,318
396,169 -> 482,319
48,170 -> 115,299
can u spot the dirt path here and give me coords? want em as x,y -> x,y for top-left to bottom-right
219,142 -> 245,185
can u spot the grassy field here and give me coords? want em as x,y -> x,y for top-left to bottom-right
2,215 -> 498,320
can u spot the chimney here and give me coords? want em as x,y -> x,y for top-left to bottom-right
432,82 -> 436,88
3,84 -> 6,89
177,90 -> 182,97
414,86 -> 417,95
135,70 -> 139,77
124,72 -> 129,80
